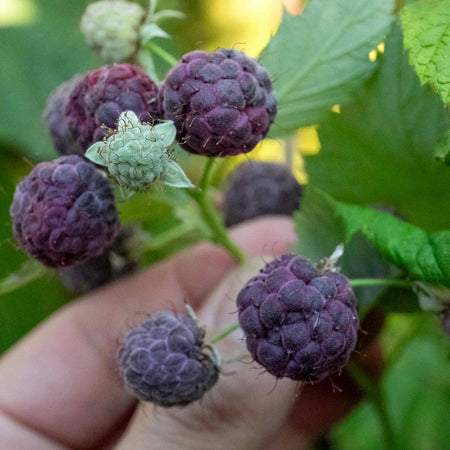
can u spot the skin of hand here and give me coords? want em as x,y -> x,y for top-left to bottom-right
0,217 -> 382,450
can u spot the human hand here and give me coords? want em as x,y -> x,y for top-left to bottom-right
0,217 -> 381,449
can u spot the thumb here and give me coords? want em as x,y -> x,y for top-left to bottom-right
116,258 -> 299,450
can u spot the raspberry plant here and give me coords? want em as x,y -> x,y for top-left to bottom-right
1,0 -> 449,448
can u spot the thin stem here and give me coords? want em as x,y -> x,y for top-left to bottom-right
187,189 -> 245,263
349,278 -> 413,288
346,361 -> 398,449
137,48 -> 159,82
184,158 -> 245,262
143,223 -> 199,252
147,42 -> 178,66
199,158 -> 216,191
0,260 -> 47,297
284,137 -> 294,171
209,323 -> 240,345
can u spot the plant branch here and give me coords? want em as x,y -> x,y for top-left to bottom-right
349,278 -> 413,288
208,323 -> 240,345
187,188 -> 245,263
185,159 -> 245,263
147,42 -> 178,66
0,260 -> 47,297
199,158 -> 216,191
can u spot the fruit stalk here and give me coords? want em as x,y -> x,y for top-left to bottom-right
208,323 -> 240,345
186,159 -> 245,263
349,278 -> 412,288
145,42 -> 178,66
0,260 -> 47,296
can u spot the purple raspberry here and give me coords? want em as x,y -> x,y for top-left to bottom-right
64,64 -> 160,154
237,255 -> 359,383
224,162 -> 302,226
44,73 -> 85,156
10,155 -> 120,268
160,48 -> 277,157
58,227 -> 137,294
118,311 -> 218,407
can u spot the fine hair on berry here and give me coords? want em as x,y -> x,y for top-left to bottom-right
10,155 -> 120,268
63,64 -> 161,155
161,48 -> 277,157
118,311 -> 219,407
237,255 -> 359,383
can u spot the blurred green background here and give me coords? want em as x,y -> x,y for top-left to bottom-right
0,1 -> 448,449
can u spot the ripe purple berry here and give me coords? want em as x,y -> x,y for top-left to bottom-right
10,155 -> 120,268
118,312 -> 218,407
161,48 -> 277,157
237,255 -> 359,383
64,64 -> 160,154
224,162 -> 302,226
58,227 -> 137,294
44,73 -> 85,156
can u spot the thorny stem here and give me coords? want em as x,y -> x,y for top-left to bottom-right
346,361 -> 398,449
208,323 -> 241,345
186,159 -> 245,263
147,42 -> 178,66
349,278 -> 413,288
0,260 -> 48,297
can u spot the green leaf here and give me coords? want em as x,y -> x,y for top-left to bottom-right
162,160 -> 195,188
401,0 -> 450,103
434,130 -> 450,165
260,0 -> 394,138
138,48 -> 159,82
152,10 -> 185,22
295,187 -> 399,313
306,24 -> 450,232
84,142 -> 106,166
139,23 -> 170,44
334,326 -> 450,450
0,0 -> 95,161
293,186 -> 340,261
154,121 -> 177,147
117,110 -> 141,131
336,202 -> 450,289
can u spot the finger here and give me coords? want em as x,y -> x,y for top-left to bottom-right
0,413 -> 66,450
0,217 -> 295,449
118,255 -> 301,450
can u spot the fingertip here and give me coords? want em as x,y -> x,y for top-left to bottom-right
230,216 -> 296,258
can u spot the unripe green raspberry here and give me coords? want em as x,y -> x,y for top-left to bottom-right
80,1 -> 145,63
85,111 -> 193,191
